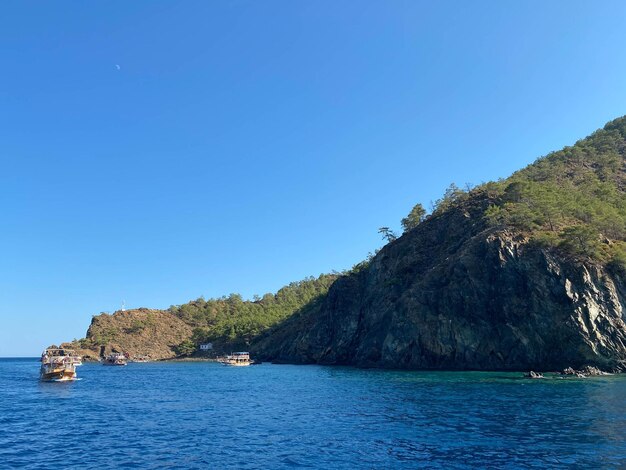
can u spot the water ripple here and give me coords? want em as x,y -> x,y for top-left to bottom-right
2,360 -> 626,468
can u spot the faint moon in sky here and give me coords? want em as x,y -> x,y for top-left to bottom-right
115,64 -> 121,70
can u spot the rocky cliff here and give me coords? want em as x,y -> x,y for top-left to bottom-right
253,200 -> 626,371
252,117 -> 626,371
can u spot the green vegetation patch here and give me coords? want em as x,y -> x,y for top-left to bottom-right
169,274 -> 337,354
469,117 -> 626,267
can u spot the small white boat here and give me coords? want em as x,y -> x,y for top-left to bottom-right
102,352 -> 128,366
131,355 -> 150,363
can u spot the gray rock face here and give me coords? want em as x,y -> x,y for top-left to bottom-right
254,200 -> 626,371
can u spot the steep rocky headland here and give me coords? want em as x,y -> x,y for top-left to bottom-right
65,116 -> 626,371
253,206 -> 626,371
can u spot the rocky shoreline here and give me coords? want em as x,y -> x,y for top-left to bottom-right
525,365 -> 618,379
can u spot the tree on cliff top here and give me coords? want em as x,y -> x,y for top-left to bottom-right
401,203 -> 427,233
378,227 -> 397,242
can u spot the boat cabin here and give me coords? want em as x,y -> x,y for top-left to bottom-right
231,352 -> 250,364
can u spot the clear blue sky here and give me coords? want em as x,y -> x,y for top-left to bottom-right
2,1 -> 626,356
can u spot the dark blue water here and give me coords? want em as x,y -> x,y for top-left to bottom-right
2,359 -> 626,469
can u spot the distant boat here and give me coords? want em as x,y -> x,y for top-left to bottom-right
103,352 -> 128,366
40,348 -> 81,381
131,355 -> 150,363
219,352 -> 251,367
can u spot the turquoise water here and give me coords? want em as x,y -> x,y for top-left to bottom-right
1,358 -> 626,468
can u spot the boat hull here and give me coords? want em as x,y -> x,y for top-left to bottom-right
40,366 -> 77,382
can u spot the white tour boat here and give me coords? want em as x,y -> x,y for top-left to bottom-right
220,352 -> 252,367
40,348 -> 81,381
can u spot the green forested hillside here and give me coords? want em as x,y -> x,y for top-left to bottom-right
198,116 -> 626,353
252,116 -> 626,371
167,274 -> 337,354
412,117 -> 626,270
483,116 -> 626,267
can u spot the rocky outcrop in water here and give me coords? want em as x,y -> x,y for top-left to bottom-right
561,366 -> 613,377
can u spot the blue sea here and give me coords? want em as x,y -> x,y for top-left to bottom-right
1,358 -> 626,469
